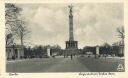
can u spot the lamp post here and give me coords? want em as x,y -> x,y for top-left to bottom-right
12,43 -> 16,72
28,46 -> 31,59
13,43 -> 16,60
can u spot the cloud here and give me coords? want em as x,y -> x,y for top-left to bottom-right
16,3 -> 123,48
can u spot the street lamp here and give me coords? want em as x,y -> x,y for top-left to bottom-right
28,46 -> 31,58
13,43 -> 16,60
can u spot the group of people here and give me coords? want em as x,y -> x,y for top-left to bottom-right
64,54 -> 75,60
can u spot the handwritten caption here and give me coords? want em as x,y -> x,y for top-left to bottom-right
79,72 -> 115,76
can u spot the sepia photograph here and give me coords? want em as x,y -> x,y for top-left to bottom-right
5,3 -> 124,73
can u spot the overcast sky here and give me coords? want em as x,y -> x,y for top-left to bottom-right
16,3 -> 123,49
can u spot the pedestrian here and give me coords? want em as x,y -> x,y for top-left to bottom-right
71,54 -> 73,60
52,55 -> 55,58
64,54 -> 65,58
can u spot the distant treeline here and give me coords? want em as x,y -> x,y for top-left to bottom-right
24,45 -> 62,58
23,42 -> 124,58
83,44 -> 124,57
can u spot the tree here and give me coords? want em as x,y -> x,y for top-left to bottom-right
5,4 -> 21,45
117,26 -> 125,45
5,4 -> 21,34
102,43 -> 111,54
15,20 -> 30,48
5,4 -> 30,56
116,26 -> 124,56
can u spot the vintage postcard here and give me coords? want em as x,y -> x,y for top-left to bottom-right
0,0 -> 128,78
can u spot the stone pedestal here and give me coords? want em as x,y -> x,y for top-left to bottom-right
96,45 -> 99,55
66,41 -> 78,49
65,41 -> 78,56
47,48 -> 51,57
18,50 -> 20,59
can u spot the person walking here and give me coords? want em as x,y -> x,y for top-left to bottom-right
71,54 -> 73,60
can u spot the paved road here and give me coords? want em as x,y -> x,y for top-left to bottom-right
6,56 -> 124,72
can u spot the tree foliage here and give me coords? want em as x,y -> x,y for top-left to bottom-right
117,26 -> 125,41
5,4 -> 30,46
